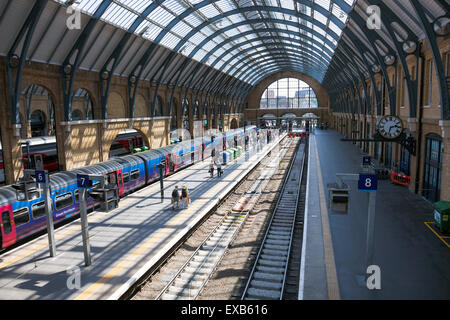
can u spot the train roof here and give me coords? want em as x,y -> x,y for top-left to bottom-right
49,171 -> 78,189
0,186 -> 18,207
132,149 -> 164,162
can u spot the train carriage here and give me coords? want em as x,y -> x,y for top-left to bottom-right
0,126 -> 259,250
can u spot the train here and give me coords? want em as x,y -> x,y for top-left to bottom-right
0,126 -> 274,250
0,129 -> 146,185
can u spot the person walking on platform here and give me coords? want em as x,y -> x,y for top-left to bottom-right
181,185 -> 190,209
217,162 -> 222,177
171,186 -> 180,210
209,161 -> 215,178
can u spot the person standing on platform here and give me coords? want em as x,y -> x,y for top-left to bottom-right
217,162 -> 222,177
181,185 -> 190,209
209,161 -> 215,178
171,186 -> 180,210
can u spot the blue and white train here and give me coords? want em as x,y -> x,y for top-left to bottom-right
0,126 -> 273,250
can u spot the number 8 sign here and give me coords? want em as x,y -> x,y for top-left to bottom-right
358,173 -> 378,191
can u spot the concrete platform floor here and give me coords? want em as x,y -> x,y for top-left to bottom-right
315,129 -> 450,299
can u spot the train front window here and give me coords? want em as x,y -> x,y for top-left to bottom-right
1,211 -> 12,234
130,169 -> 139,181
31,201 -> 46,219
13,207 -> 30,227
55,192 -> 73,211
123,172 -> 130,184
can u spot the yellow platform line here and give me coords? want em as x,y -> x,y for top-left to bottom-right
424,222 -> 450,248
314,136 -> 340,300
75,161 -> 245,300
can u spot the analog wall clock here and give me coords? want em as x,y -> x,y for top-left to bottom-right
376,115 -> 403,139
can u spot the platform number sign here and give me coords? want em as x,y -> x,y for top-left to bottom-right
77,174 -> 92,188
358,173 -> 378,191
35,170 -> 46,184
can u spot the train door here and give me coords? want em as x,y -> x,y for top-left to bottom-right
116,170 -> 124,197
165,154 -> 177,175
128,139 -> 134,152
0,205 -> 16,248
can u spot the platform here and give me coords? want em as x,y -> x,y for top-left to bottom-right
300,130 -> 450,300
0,135 -> 284,300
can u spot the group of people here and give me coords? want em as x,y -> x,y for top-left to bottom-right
209,160 -> 223,178
170,161 -> 224,211
171,185 -> 190,210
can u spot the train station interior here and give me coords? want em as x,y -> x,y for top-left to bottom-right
0,0 -> 449,304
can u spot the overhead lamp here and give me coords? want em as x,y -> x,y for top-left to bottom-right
433,16 -> 449,36
371,65 -> 380,73
64,64 -> 72,74
9,54 -> 20,68
384,55 -> 395,66
402,40 -> 417,54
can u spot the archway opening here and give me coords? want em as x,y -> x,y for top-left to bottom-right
20,85 -> 59,172
230,118 -> 238,129
182,99 -> 189,130
260,78 -> 318,109
72,88 -> 94,120
109,129 -> 148,158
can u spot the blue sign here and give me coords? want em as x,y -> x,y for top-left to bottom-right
363,156 -> 371,166
77,174 -> 92,188
35,170 -> 46,184
358,173 -> 378,191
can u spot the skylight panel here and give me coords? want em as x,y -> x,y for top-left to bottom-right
147,6 -> 175,28
160,32 -> 182,50
141,22 -> 163,41
314,10 -> 328,26
316,0 -> 331,11
172,20 -> 193,38
198,4 -> 221,19
163,0 -> 188,15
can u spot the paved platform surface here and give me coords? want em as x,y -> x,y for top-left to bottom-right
0,136 -> 284,300
301,129 -> 450,299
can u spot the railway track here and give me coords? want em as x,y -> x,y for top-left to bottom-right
131,137 -> 300,300
241,140 -> 306,300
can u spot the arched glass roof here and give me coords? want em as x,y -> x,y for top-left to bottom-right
57,0 -> 356,85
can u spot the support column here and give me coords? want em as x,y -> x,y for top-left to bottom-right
407,118 -> 419,193
439,120 -> 450,201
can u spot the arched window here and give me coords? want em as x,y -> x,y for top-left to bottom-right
30,110 -> 46,137
260,78 -> 318,109
72,109 -> 83,121
170,100 -> 177,131
155,96 -> 163,117
182,99 -> 189,130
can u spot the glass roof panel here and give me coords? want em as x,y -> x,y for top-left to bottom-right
74,0 -> 356,83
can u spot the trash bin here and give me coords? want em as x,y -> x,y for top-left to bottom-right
433,201 -> 450,233
236,146 -> 242,157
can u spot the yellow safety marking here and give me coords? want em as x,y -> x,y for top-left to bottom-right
424,222 -> 450,249
314,136 -> 340,300
75,160 -> 247,300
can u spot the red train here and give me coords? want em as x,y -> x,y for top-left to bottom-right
0,130 -> 145,185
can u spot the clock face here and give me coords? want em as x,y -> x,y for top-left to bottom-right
377,115 -> 403,139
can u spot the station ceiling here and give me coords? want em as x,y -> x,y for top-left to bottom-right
0,0 -> 448,99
